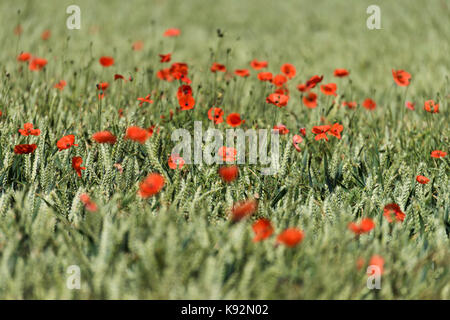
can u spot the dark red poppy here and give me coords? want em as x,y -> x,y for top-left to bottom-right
99,56 -> 114,67
159,53 -> 171,63
334,68 -> 349,77
306,75 -> 323,89
211,62 -> 226,73
14,144 -> 37,154
234,69 -> 250,77
72,156 -> 86,177
57,135 -> 78,151
226,113 -> 244,127
92,131 -> 117,144
177,85 -> 192,99
383,203 -> 406,223
139,173 -> 165,198
218,165 -> 239,183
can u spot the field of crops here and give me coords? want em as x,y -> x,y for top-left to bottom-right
0,0 -> 449,299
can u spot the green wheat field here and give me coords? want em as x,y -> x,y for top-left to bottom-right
0,0 -> 449,299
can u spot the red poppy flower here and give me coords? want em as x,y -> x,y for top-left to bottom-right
234,69 -> 250,77
159,53 -> 171,63
92,131 -> 117,144
383,203 -> 406,223
211,62 -> 226,73
273,124 -> 289,135
292,134 -> 303,152
302,91 -> 317,108
392,69 -> 411,87
334,68 -> 349,77
208,107 -> 224,124
41,30 -> 51,40
226,113 -> 244,127
277,228 -> 304,247
405,101 -> 415,111
296,83 -> 309,92
57,135 -> 78,151
231,199 -> 258,222
280,63 -> 296,79
14,144 -> 37,154
147,125 -> 159,138
369,255 -> 384,275
348,218 -> 375,235
266,93 -> 289,108
99,56 -> 114,67
29,58 -> 47,71
157,68 -> 174,82
252,218 -> 274,242
430,150 -> 446,158
139,173 -> 165,198
218,146 -> 237,162
312,125 -> 331,141
14,24 -> 23,36
218,165 -> 239,183
125,126 -> 150,144
342,101 -> 357,109
250,59 -> 268,70
54,80 -> 67,90
132,40 -> 143,51
163,28 -> 180,37
80,194 -> 98,212
96,82 -> 109,91
137,94 -> 154,106
177,85 -> 193,99
170,62 -> 189,79
272,74 -> 287,87
299,128 -> 306,137
114,74 -> 126,81
424,100 -> 439,113
19,123 -> 40,136
178,94 -> 195,110
72,156 -> 86,178
257,72 -> 273,82
168,154 -> 185,169
17,52 -> 31,62
320,83 -> 337,96
328,123 -> 343,139
362,98 -> 376,110
416,175 -> 429,184
306,75 -> 323,89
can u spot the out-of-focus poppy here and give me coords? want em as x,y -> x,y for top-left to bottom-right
416,175 -> 429,184
19,123 -> 40,136
80,194 -> 98,212
348,218 -> 375,235
41,30 -> 51,40
277,228 -> 304,247
312,125 -> 331,141
114,74 -> 126,81
211,62 -> 226,73
342,101 -> 357,109
72,156 -> 86,177
99,56 -> 114,67
299,128 -> 306,137
424,100 -> 439,113
369,255 -> 384,275
306,75 -> 323,89
296,83 -> 309,92
383,203 -> 405,223
132,40 -> 143,51
392,69 -> 411,87
257,72 -> 273,82
292,134 -> 303,152
14,144 -> 37,154
252,218 -> 274,242
320,83 -> 337,96
17,52 -> 31,62
54,80 -> 67,90
272,74 -> 287,87
29,57 -> 47,71
177,85 -> 192,99
92,131 -> 117,144
159,53 -> 171,63
266,93 -> 289,108
303,91 -> 317,108
137,94 -> 154,106
250,59 -> 268,70
218,165 -> 239,183
334,68 -> 349,77
124,126 -> 150,144
328,123 -> 343,139
280,63 -> 296,79
273,124 -> 289,135
14,24 -> 23,36
208,107 -> 224,124
405,101 -> 415,110
139,173 -> 165,198
231,199 -> 258,222
57,135 -> 78,151
168,154 -> 185,169
430,150 -> 446,158
362,98 -> 376,110
218,146 -> 237,162
163,28 -> 180,37
234,69 -> 250,77
226,113 -> 244,127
